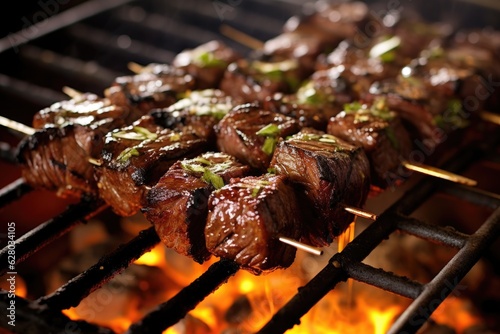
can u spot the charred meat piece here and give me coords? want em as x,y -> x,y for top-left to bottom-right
327,100 -> 412,188
96,116 -> 207,216
219,59 -> 306,103
18,97 -> 135,198
173,40 -> 241,89
105,64 -> 195,113
216,104 -> 300,171
363,76 -> 443,149
270,130 -> 370,247
264,1 -> 372,71
263,93 -> 330,130
150,89 -> 236,143
205,174 -> 302,274
144,152 -> 251,263
32,93 -> 140,129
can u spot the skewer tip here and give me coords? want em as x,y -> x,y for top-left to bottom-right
62,86 -> 84,99
402,160 -> 477,187
219,24 -> 265,50
0,116 -> 35,136
127,62 -> 146,74
480,111 -> 500,126
278,236 -> 323,256
344,206 -> 378,220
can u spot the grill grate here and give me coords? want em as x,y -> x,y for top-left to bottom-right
1,1 -> 499,333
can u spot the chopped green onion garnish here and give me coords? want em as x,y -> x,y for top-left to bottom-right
344,101 -> 364,113
262,137 -> 278,155
116,147 -> 140,163
369,36 -> 401,59
256,124 -> 280,137
202,169 -> 224,189
112,126 -> 158,141
267,167 -> 276,174
194,157 -> 212,166
181,162 -> 206,173
251,186 -> 262,198
385,127 -> 400,150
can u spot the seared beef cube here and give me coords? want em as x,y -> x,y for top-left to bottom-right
96,116 -> 206,216
205,174 -> 302,274
18,98 -> 134,198
105,64 -> 194,113
173,40 -> 241,89
216,104 -> 300,171
150,89 -> 236,143
18,125 -> 100,198
263,93 -> 330,130
327,101 -> 412,188
144,152 -> 251,263
305,1 -> 372,40
219,59 -> 306,103
270,131 -> 370,246
364,76 -> 443,149
33,93 -> 140,129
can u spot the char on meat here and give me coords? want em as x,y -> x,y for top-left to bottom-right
263,1 -> 372,71
96,116 -> 207,216
18,94 -> 137,198
270,130 -> 370,247
105,64 -> 195,113
327,100 -> 412,188
219,59 -> 306,104
173,40 -> 241,89
150,89 -> 236,144
216,104 -> 300,171
144,152 -> 251,263
205,174 -> 302,274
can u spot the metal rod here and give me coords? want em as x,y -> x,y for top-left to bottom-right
38,226 -> 160,311
402,160 -> 477,186
396,215 -> 469,249
388,206 -> 500,334
0,199 -> 105,276
125,259 -> 240,334
0,291 -> 115,334
345,262 -> 423,299
0,0 -> 135,53
440,183 -> 500,209
279,236 -> 323,256
0,178 -> 32,209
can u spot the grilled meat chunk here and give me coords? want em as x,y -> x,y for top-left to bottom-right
32,93 -> 140,129
105,64 -> 194,113
205,174 -> 302,274
327,101 -> 412,188
219,59 -> 305,104
18,96 -> 136,198
144,152 -> 251,263
363,76 -> 443,149
150,89 -> 236,143
173,40 -> 241,89
216,104 -> 300,171
270,130 -> 370,246
96,116 -> 207,216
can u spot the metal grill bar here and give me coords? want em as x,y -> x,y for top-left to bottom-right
0,199 -> 105,276
441,183 -> 500,209
388,206 -> 500,334
396,215 -> 469,248
126,259 -> 240,334
0,73 -> 66,106
344,262 -> 423,299
37,226 -> 160,310
0,292 -> 115,334
0,178 -> 32,208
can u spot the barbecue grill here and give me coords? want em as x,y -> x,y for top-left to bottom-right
0,0 -> 499,333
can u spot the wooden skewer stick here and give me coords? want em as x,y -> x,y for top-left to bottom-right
344,206 -> 378,220
479,111 -> 500,126
279,236 -> 323,256
402,160 -> 477,186
62,86 -> 84,99
220,24 -> 265,50
0,116 -> 35,136
128,62 -> 146,74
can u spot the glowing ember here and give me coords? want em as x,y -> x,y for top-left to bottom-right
134,244 -> 166,267
431,296 -> 481,333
